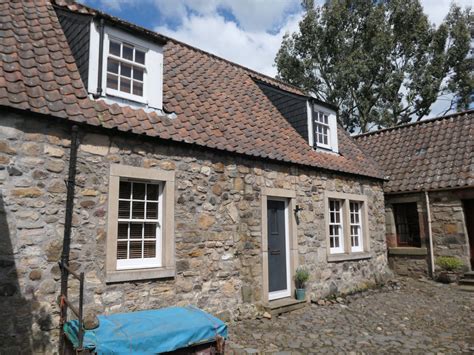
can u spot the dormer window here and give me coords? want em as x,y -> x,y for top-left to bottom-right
313,110 -> 330,147
307,102 -> 339,153
106,40 -> 146,99
88,23 -> 163,110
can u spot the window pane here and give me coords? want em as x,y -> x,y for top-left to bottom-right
129,223 -> 142,238
146,202 -> 158,219
107,58 -> 119,74
133,67 -> 144,81
147,184 -> 159,201
330,237 -> 334,248
118,223 -> 128,239
121,63 -> 132,78
144,223 -> 156,238
131,201 -> 145,219
394,203 -> 421,247
118,200 -> 130,219
106,73 -> 118,90
143,240 -> 156,258
110,41 -> 120,56
133,81 -> 143,96
129,241 -> 142,258
132,183 -> 145,200
119,181 -> 132,199
135,50 -> 145,64
120,77 -> 131,93
123,44 -> 133,60
117,241 -> 127,259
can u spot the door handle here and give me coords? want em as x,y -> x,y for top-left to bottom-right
270,249 -> 281,255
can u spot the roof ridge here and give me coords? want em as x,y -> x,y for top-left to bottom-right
354,109 -> 474,139
52,0 -> 307,97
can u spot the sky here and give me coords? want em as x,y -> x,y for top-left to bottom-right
81,0 -> 472,117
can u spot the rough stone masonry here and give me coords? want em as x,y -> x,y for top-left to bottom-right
0,112 -> 390,353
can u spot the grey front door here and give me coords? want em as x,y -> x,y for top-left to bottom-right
267,199 -> 288,296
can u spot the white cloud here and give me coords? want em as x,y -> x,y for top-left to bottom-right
155,11 -> 301,76
153,0 -> 299,33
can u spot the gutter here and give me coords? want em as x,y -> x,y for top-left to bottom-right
59,125 -> 80,353
425,190 -> 436,278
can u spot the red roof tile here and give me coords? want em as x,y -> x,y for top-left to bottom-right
0,0 -> 383,179
354,111 -> 474,193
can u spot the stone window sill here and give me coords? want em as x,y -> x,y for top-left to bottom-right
388,247 -> 427,256
106,266 -> 175,283
327,252 -> 372,262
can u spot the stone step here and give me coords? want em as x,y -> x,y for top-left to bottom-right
458,285 -> 474,293
461,271 -> 474,280
264,297 -> 307,317
459,278 -> 474,285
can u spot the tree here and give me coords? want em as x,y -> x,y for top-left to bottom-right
275,0 -> 472,133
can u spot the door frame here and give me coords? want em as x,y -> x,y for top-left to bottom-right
261,188 -> 298,303
267,197 -> 291,301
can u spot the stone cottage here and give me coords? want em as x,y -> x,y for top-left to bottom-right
0,1 -> 390,352
355,111 -> 473,277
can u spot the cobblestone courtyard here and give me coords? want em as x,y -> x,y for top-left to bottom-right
228,278 -> 473,354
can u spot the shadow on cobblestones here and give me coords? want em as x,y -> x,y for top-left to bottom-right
228,278 -> 474,354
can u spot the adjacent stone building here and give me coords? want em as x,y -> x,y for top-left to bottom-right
355,111 -> 474,277
0,1 -> 390,353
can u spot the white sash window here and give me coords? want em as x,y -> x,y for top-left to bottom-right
116,180 -> 163,269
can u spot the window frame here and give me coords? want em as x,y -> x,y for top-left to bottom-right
105,35 -> 149,104
392,202 -> 421,248
106,164 -> 175,283
313,109 -> 331,149
325,192 -> 370,262
88,24 -> 164,110
349,201 -> 364,252
116,180 -> 163,270
328,199 -> 345,254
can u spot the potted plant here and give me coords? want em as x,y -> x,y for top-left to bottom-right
436,256 -> 464,283
294,266 -> 310,300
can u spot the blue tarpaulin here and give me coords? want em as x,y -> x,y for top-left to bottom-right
64,306 -> 227,354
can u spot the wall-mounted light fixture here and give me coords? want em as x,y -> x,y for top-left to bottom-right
294,204 -> 303,224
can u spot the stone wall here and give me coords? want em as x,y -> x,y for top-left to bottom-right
384,190 -> 471,278
387,254 -> 428,277
0,112 -> 389,353
430,191 -> 471,270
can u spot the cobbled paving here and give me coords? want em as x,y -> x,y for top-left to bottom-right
227,278 -> 473,354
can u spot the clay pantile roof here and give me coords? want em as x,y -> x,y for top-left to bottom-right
0,0 -> 384,180
354,111 -> 474,193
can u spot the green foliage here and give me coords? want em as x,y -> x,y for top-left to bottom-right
436,256 -> 464,271
295,266 -> 310,289
275,0 -> 472,133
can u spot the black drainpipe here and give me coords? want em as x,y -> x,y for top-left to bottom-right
59,125 -> 79,353
93,18 -> 105,99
